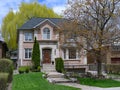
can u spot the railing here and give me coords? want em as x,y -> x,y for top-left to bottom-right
64,64 -> 106,72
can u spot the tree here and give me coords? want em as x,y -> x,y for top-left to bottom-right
2,2 -> 60,50
62,0 -> 120,76
32,37 -> 40,69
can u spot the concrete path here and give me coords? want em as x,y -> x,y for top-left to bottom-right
58,83 -> 120,90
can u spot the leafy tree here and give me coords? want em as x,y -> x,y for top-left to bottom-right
2,2 -> 60,50
62,0 -> 120,76
32,37 -> 40,69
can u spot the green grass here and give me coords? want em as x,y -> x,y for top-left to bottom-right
12,72 -> 80,90
78,77 -> 120,88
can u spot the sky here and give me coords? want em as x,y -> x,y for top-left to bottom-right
0,0 -> 67,29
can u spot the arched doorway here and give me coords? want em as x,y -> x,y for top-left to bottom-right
42,48 -> 51,63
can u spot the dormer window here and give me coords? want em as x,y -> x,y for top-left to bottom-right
43,28 -> 50,40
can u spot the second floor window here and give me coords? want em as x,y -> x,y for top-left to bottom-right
24,32 -> 33,41
43,28 -> 50,39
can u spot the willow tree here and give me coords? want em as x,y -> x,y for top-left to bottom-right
2,2 -> 60,50
62,0 -> 120,76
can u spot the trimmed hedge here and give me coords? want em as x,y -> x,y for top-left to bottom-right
0,59 -> 13,83
106,64 -> 120,74
0,73 -> 8,90
18,66 -> 30,74
55,58 -> 64,73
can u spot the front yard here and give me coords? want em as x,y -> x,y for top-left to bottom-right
78,77 -> 120,88
12,72 -> 80,90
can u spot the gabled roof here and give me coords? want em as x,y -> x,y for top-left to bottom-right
18,17 -> 64,30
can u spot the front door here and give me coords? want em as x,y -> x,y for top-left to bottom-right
42,49 -> 51,63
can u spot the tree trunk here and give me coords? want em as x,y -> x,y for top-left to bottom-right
97,59 -> 102,76
96,51 -> 102,77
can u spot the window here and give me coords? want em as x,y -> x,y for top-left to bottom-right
25,48 -> 32,59
43,28 -> 50,39
69,49 -> 76,59
24,32 -> 33,41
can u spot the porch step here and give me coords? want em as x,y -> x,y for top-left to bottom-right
42,64 -> 56,73
47,72 -> 64,78
47,77 -> 73,83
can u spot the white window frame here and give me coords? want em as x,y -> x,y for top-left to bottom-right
63,49 -> 79,60
24,48 -> 32,59
24,32 -> 33,41
42,28 -> 51,40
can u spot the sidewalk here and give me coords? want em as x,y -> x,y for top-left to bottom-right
58,83 -> 120,90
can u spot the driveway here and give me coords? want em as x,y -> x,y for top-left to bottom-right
58,83 -> 120,90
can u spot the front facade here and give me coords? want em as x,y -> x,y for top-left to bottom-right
18,18 -> 87,69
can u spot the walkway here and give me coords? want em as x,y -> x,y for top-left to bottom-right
58,83 -> 120,90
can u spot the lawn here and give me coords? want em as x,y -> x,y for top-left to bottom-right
12,72 -> 80,90
78,77 -> 120,88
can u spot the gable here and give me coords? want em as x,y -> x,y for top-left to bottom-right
34,19 -> 59,29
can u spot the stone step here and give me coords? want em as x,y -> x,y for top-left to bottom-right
47,77 -> 73,83
42,69 -> 56,73
43,67 -> 55,69
47,72 -> 64,78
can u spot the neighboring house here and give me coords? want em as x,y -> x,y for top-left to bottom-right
0,34 -> 8,58
10,50 -> 18,68
18,17 -> 87,71
107,44 -> 120,64
87,44 -> 120,64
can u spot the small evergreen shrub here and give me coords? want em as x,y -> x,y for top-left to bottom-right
18,66 -> 30,74
0,59 -> 13,83
0,73 -> 8,90
32,37 -> 40,69
31,66 -> 41,72
55,58 -> 64,73
37,66 -> 41,72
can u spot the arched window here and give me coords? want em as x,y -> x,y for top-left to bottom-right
43,28 -> 50,39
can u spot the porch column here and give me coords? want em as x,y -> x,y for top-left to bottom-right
76,50 -> 79,59
66,49 -> 69,60
51,48 -> 54,62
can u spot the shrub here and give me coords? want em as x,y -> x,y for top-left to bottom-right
37,66 -> 41,72
0,73 -> 8,90
55,58 -> 64,73
0,59 -> 13,83
18,66 -> 30,74
31,66 -> 41,72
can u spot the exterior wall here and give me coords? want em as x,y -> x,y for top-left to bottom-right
18,30 -> 24,66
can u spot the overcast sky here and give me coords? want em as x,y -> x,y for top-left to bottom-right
0,0 -> 67,29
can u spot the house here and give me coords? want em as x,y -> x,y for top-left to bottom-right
0,34 -> 8,58
87,44 -> 120,65
17,17 -> 87,72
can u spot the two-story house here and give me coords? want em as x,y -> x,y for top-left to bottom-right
18,17 -> 87,71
